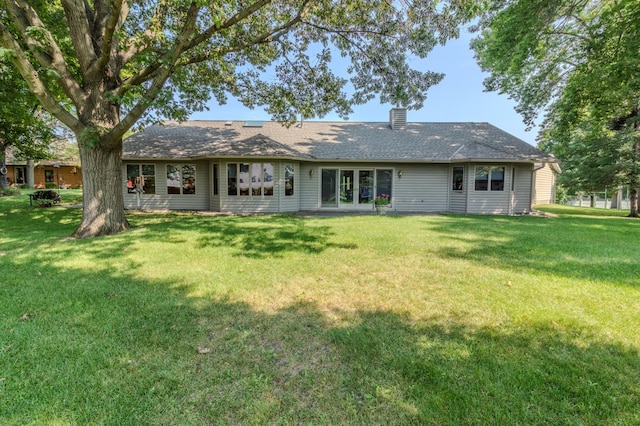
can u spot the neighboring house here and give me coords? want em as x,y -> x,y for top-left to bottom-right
4,150 -> 82,189
122,108 -> 557,215
532,162 -> 560,205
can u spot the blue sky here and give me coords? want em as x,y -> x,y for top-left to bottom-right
190,30 -> 540,146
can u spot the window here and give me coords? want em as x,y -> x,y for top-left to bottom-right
45,170 -> 54,183
166,164 -> 196,195
321,169 -> 338,206
227,162 -> 274,196
490,166 -> 505,191
284,164 -> 294,196
126,164 -> 156,194
475,166 -> 505,191
452,166 -> 464,191
263,163 -> 274,196
213,164 -> 219,195
227,163 -> 237,196
376,169 -> 393,200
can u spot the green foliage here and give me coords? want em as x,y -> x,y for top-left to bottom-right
0,64 -> 56,159
0,0 -> 489,236
473,0 -> 640,215
0,186 -> 20,197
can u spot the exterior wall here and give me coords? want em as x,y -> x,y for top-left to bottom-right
123,160 -> 210,210
393,164 -> 448,212
300,163 -> 320,210
512,164 -> 533,214
121,159 -> 540,215
8,165 -> 82,188
466,163 -> 513,215
123,159 -> 300,213
532,163 -> 557,205
218,160 -> 299,213
300,162 -> 448,213
300,162 -> 400,212
278,162 -> 299,212
35,166 -> 83,189
448,165 -> 467,213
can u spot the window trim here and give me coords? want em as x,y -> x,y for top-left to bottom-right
226,162 -> 274,197
452,166 -> 464,191
166,163 -> 196,195
474,165 -> 506,192
126,163 -> 156,195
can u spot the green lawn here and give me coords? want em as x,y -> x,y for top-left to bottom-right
1,196 -> 639,425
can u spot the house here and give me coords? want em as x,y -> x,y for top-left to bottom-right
122,108 -> 557,214
532,162 -> 560,205
3,150 -> 82,189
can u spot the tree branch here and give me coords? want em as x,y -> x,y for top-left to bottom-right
4,0 -> 84,103
61,0 -> 97,73
185,0 -> 273,50
0,21 -> 82,133
179,2 -> 308,67
119,0 -> 170,65
87,0 -> 128,79
107,2 -> 202,144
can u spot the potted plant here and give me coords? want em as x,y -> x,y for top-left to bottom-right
374,193 -> 390,214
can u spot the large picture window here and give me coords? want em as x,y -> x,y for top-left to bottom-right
475,166 -> 505,191
126,164 -> 156,194
167,164 -> 196,195
227,162 -> 274,196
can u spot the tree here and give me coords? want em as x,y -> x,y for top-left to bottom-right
471,0 -> 640,216
0,0 -> 482,237
0,62 -> 55,189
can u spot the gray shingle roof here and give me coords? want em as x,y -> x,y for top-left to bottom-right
123,120 -> 554,163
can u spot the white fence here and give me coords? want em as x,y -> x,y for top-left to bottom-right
565,196 -> 631,210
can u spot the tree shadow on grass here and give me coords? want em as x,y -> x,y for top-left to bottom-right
127,213 -> 358,258
2,255 -> 639,424
429,214 -> 640,286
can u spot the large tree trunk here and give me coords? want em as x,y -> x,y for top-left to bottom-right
73,141 -> 129,238
629,187 -> 639,218
0,147 -> 8,189
629,140 -> 640,218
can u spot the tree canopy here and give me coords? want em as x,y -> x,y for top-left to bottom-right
1,0 -> 482,237
0,62 -> 56,188
472,0 -> 640,216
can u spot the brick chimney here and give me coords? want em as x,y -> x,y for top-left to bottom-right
389,108 -> 407,130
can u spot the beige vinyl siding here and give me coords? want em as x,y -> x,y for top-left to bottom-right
449,165 -> 467,213
299,163 -> 320,210
393,164 -> 448,212
449,192 -> 466,213
219,160 -> 281,213
123,160 -> 209,210
512,164 -> 533,214
466,164 -> 512,214
209,160 -> 221,212
533,163 -> 556,205
279,162 -> 299,212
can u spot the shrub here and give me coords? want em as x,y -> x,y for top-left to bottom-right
0,186 -> 21,197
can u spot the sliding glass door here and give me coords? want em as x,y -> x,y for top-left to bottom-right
321,169 -> 338,207
321,168 -> 393,209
